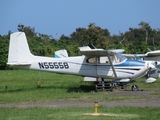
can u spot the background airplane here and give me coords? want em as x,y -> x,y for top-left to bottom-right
54,49 -> 68,58
8,32 -> 156,91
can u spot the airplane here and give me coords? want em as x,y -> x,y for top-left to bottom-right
7,32 -> 156,91
54,47 -> 159,87
123,51 -> 160,83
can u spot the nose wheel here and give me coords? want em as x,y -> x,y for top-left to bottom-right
131,84 -> 138,91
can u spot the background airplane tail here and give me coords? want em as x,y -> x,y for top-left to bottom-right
54,49 -> 68,58
7,32 -> 33,65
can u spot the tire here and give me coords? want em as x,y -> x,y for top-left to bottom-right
131,85 -> 138,91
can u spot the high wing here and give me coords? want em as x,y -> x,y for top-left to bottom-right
79,47 -> 112,57
79,46 -> 124,57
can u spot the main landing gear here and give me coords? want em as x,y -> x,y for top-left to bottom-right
94,81 -> 114,92
94,79 -> 139,91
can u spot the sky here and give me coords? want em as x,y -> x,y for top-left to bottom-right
1,0 -> 160,39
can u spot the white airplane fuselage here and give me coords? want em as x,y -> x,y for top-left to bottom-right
12,53 -> 149,80
7,32 -> 154,81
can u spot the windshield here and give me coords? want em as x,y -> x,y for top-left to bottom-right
115,52 -> 127,62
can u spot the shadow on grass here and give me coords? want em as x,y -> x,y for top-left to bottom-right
0,89 -> 24,93
0,85 -> 55,93
67,84 -> 95,93
0,84 -> 96,93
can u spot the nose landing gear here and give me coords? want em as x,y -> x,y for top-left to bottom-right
131,84 -> 139,91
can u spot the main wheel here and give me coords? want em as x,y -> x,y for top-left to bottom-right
131,84 -> 138,91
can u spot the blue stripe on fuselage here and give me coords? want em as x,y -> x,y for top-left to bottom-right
115,60 -> 145,66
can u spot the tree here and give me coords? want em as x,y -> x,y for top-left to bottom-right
138,21 -> 152,44
0,22 -> 160,70
0,35 -> 9,69
17,24 -> 36,37
70,23 -> 110,48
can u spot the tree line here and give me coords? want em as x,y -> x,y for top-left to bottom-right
0,21 -> 160,70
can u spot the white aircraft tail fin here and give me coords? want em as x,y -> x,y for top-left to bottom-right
7,32 -> 33,65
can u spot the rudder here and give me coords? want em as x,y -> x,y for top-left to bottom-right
7,32 -> 33,65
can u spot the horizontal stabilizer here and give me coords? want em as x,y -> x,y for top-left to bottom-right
7,62 -> 31,66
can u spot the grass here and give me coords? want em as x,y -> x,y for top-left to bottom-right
0,107 -> 160,120
0,70 -> 160,119
0,70 -> 86,103
0,70 -> 157,103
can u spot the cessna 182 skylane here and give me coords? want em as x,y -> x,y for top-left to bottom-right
7,32 -> 156,91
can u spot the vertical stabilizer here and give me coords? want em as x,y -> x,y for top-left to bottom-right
54,49 -> 68,58
7,32 -> 33,65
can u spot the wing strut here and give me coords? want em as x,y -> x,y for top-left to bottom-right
108,54 -> 117,78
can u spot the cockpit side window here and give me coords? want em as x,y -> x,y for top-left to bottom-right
99,57 -> 109,63
86,57 -> 96,63
86,53 -> 126,64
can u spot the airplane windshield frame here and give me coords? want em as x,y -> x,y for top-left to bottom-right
115,52 -> 127,63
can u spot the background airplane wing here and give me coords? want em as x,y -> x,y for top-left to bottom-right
123,54 -> 147,58
146,50 -> 160,56
123,50 -> 160,57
